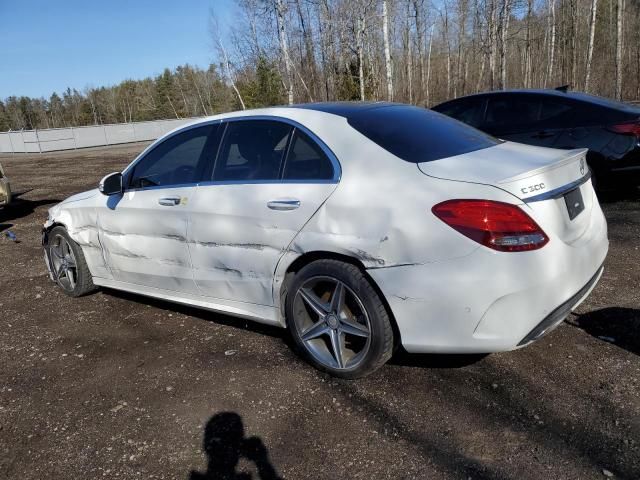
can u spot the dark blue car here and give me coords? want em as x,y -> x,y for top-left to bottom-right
433,88 -> 640,190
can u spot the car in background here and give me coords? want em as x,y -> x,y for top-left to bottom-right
0,162 -> 11,207
43,103 -> 607,378
432,88 -> 640,190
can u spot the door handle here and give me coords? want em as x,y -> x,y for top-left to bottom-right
158,196 -> 181,206
267,199 -> 301,211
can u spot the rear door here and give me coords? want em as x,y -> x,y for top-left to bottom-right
188,119 -> 339,306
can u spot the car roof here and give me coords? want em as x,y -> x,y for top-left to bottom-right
186,102 -> 419,130
285,101 -> 402,118
438,89 -> 640,114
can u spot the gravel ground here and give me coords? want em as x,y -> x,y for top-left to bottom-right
0,144 -> 639,480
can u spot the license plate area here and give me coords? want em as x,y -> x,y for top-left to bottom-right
564,187 -> 585,221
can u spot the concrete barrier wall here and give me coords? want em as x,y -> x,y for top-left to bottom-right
0,118 -> 202,154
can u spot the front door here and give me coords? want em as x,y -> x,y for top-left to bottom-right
188,120 -> 338,306
99,124 -> 217,293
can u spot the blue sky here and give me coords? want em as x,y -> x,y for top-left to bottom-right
0,0 -> 234,99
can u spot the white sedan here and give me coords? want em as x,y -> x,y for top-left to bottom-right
43,103 -> 608,378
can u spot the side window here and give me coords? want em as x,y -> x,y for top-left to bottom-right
538,99 -> 574,127
436,100 -> 483,127
213,120 -> 292,182
129,125 -> 212,189
283,130 -> 334,181
484,96 -> 540,130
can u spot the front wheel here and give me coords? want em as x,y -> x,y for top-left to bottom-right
47,226 -> 96,297
286,259 -> 394,379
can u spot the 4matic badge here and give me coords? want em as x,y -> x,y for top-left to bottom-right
521,183 -> 546,195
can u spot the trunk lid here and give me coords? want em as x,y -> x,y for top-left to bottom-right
418,142 -> 594,244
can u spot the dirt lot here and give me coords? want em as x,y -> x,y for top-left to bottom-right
0,143 -> 639,480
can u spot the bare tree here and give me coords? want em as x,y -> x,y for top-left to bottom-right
615,0 -> 624,99
275,0 -> 294,104
500,0 -> 511,89
584,0 -> 598,92
210,10 -> 246,110
405,0 -> 413,102
426,24 -> 434,105
546,0 -> 557,87
382,0 -> 394,100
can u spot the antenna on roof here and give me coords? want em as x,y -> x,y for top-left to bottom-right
555,85 -> 570,93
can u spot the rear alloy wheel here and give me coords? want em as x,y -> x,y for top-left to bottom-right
47,226 -> 96,297
287,259 -> 394,378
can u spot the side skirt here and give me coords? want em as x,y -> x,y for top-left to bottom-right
92,277 -> 284,327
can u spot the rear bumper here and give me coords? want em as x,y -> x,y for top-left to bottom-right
517,265 -> 603,346
368,200 -> 608,354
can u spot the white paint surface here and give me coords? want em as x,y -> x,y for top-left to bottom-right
46,106 -> 609,353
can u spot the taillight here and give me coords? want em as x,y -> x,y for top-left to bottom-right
608,121 -> 640,137
432,200 -> 549,252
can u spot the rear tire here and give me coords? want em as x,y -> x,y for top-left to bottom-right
47,226 -> 96,297
286,259 -> 394,379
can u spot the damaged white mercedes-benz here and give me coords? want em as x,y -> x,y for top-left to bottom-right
43,103 -> 608,378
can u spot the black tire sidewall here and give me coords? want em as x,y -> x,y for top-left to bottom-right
286,259 -> 393,379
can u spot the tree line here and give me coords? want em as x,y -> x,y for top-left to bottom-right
3,0 -> 638,132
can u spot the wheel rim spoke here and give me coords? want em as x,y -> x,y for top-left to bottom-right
65,254 -> 76,268
51,234 -> 78,292
301,319 -> 329,341
52,245 -> 64,260
299,287 -> 330,318
67,268 -> 76,289
340,318 -> 369,338
55,262 -> 65,278
329,281 -> 345,315
329,329 -> 344,369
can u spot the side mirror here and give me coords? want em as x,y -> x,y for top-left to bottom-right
99,172 -> 123,196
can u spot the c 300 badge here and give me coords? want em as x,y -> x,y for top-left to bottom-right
521,183 -> 545,195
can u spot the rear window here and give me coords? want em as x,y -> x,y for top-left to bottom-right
347,105 -> 498,163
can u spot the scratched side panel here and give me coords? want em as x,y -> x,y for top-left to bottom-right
269,110 -> 521,314
97,188 -> 197,293
188,183 -> 336,306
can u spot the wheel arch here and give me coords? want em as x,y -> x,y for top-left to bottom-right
42,221 -> 68,246
276,250 -> 402,349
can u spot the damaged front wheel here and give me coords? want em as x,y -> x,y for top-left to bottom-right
46,226 -> 96,297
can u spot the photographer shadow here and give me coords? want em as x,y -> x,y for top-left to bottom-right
189,412 -> 282,480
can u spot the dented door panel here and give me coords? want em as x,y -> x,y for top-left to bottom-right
98,188 -> 197,293
188,182 -> 336,306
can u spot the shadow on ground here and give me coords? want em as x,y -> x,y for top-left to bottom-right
189,412 -> 282,480
389,349 -> 488,369
569,307 -> 640,356
0,195 -> 59,233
